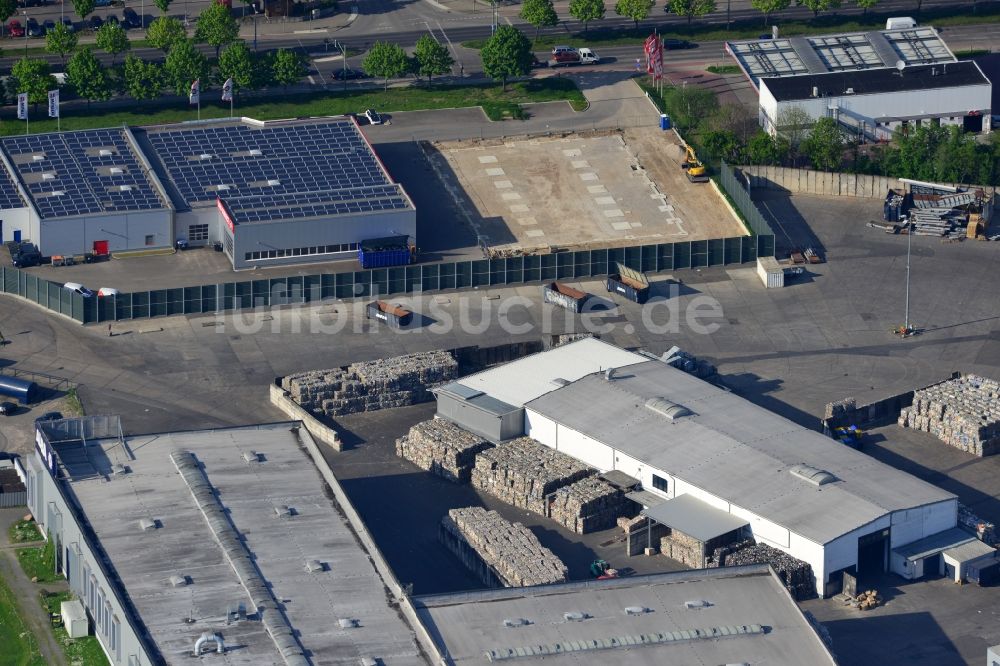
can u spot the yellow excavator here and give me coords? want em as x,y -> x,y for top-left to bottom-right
681,145 -> 709,183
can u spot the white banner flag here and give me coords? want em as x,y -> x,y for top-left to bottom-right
189,79 -> 200,105
17,93 -> 27,120
48,89 -> 59,118
221,78 -> 233,102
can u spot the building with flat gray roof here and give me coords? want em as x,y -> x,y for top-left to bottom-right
412,564 -> 837,665
24,417 -> 428,665
434,339 -> 960,597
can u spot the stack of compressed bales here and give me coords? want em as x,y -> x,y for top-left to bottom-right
898,375 -> 1000,456
395,419 -> 494,483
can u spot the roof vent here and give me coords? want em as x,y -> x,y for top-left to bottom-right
684,599 -> 713,609
169,574 -> 188,587
249,149 -> 263,156
624,606 -> 650,616
199,153 -> 214,160
32,154 -> 44,161
50,191 -> 65,197
845,87 -> 855,94
193,632 -> 225,656
99,149 -> 113,157
111,463 -> 129,476
605,368 -> 616,381
42,172 -> 55,180
266,179 -> 280,187
503,618 -> 530,628
338,618 -> 359,629
551,378 -> 570,387
360,658 -> 378,666
109,167 -> 123,175
305,559 -> 326,573
789,464 -> 837,486
563,612 -> 589,622
645,397 -> 692,421
138,518 -> 158,531
274,505 -> 294,517
242,451 -> 261,464
216,184 -> 230,191
119,185 -> 132,192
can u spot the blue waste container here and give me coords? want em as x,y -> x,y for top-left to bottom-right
660,114 -> 671,130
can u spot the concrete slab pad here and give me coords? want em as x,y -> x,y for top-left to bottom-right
484,167 -> 505,176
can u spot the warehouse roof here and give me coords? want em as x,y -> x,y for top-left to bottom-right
447,337 -> 647,408
643,494 -> 749,543
761,60 -> 989,102
526,360 -> 955,545
53,422 -> 423,664
412,564 -> 837,665
893,527 -> 986,561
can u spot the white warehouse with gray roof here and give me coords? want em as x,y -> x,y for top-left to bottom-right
435,338 -> 960,597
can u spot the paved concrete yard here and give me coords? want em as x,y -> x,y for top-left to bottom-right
430,128 -> 745,253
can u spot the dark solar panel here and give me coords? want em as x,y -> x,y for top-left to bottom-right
222,184 -> 409,223
147,120 -> 396,209
0,129 -> 167,219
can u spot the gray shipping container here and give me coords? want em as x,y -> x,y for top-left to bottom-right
542,282 -> 589,313
366,300 -> 413,328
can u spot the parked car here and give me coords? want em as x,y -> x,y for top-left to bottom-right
333,68 -> 366,80
34,411 -> 63,424
10,242 -> 41,268
97,287 -> 119,297
8,20 -> 24,37
105,14 -> 119,27
364,108 -> 383,125
94,0 -> 111,6
42,19 -> 55,33
26,18 -> 43,36
89,14 -> 103,30
121,7 -> 140,27
60,16 -> 75,31
63,282 -> 94,297
662,38 -> 693,50
550,45 -> 576,56
0,402 -> 17,416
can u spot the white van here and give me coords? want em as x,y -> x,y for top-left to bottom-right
578,48 -> 600,64
886,16 -> 917,30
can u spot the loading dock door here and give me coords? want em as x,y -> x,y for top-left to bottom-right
857,528 -> 890,581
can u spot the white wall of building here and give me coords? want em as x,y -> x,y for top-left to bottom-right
40,209 -> 173,256
890,501 -> 958,548
759,81 -> 992,137
0,206 -> 34,245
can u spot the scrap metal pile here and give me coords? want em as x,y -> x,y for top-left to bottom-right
395,418 -> 494,483
898,374 -> 1000,456
282,351 -> 458,416
710,539 -> 817,600
440,507 -> 568,587
471,437 -> 593,515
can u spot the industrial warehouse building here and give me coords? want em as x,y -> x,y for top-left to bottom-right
727,27 -> 992,139
435,338 -> 965,597
0,117 -> 414,270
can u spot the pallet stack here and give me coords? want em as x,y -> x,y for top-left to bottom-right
713,539 -> 817,600
282,351 -> 459,417
898,374 -> 1000,456
395,419 -> 494,483
547,476 -> 628,534
440,507 -> 568,587
471,437 -> 593,515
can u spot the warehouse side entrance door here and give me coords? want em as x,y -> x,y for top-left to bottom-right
93,240 -> 109,256
857,528 -> 890,583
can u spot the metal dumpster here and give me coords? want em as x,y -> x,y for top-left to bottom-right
605,263 -> 650,304
366,300 -> 413,328
542,281 -> 589,313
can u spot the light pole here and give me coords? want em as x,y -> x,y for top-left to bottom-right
252,12 -> 258,51
22,11 -> 28,56
904,220 -> 912,332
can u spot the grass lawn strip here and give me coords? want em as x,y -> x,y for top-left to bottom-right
1,78 -> 587,135
7,520 -> 42,545
40,591 -> 108,666
15,540 -> 61,584
0,567 -> 46,666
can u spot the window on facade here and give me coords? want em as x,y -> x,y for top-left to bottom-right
144,234 -> 155,246
652,474 -> 668,493
188,224 -> 209,242
244,244 -> 356,262
112,616 -> 121,658
104,602 -> 111,635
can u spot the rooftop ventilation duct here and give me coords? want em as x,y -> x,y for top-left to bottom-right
503,618 -> 530,627
193,632 -> 225,656
645,397 -> 692,421
563,612 -> 589,622
789,463 -> 837,486
684,599 -> 713,609
624,606 -> 650,616
604,368 -> 616,381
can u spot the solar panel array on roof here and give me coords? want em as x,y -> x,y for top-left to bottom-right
0,129 -> 166,219
146,121 -> 393,207
0,166 -> 25,211
222,185 -> 410,224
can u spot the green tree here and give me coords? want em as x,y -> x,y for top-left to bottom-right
67,47 -> 112,104
123,54 -> 163,100
796,0 -> 840,18
413,34 -> 454,83
615,0 -> 653,28
163,37 -> 208,95
568,0 -> 605,35
45,20 -> 77,67
217,40 -> 254,91
154,0 -> 172,13
272,47 -> 307,88
72,0 -> 95,19
146,16 -> 187,53
750,0 -> 789,25
803,117 -> 844,171
776,104 -> 811,164
666,0 -> 716,25
194,1 -> 239,57
702,129 -> 743,163
663,83 -> 717,130
854,0 -> 878,15
746,130 -> 788,165
480,24 -> 532,91
362,41 -> 410,90
0,0 -> 14,37
520,0 -> 558,45
95,22 -> 130,65
11,57 -> 55,108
